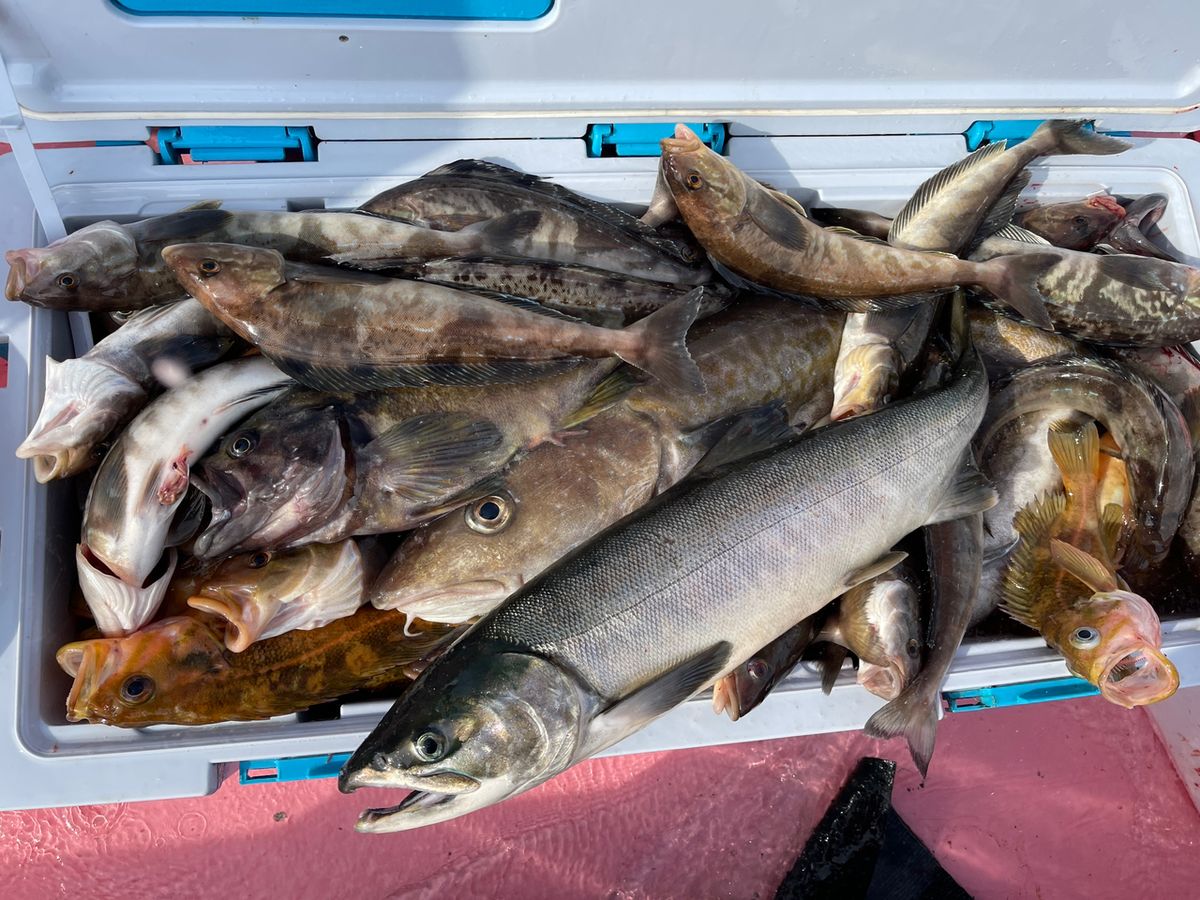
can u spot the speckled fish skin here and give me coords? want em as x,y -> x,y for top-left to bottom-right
16,298 -> 238,482
358,159 -> 709,284
164,243 -> 704,393
967,304 -> 1083,381
4,204 -> 523,311
659,126 -> 1055,325
977,356 -> 1194,572
973,231 -> 1200,346
887,121 -> 1128,254
389,256 -> 728,327
367,299 -> 844,622
1016,195 -> 1126,250
340,346 -> 987,832
80,356 -> 292,604
57,611 -> 460,726
191,359 -> 622,557
832,305 -> 937,420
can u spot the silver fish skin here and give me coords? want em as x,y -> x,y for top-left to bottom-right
973,229 -> 1200,347
80,356 -> 292,610
888,120 -> 1129,254
16,299 -> 237,482
977,356 -> 1194,573
339,348 -> 989,832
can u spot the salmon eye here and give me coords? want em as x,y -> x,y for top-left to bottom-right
228,433 -> 257,458
199,259 -> 221,275
906,639 -> 920,658
686,172 -> 703,190
1070,626 -> 1101,649
120,674 -> 155,704
414,731 -> 445,762
249,551 -> 271,569
465,493 -> 514,535
56,272 -> 79,289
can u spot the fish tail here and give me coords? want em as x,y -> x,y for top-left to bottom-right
1046,419 -> 1100,496
1030,119 -> 1131,157
619,287 -> 705,393
863,676 -> 939,778
972,252 -> 1060,330
817,642 -> 850,695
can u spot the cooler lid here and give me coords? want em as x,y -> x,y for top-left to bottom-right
0,1 -> 1199,135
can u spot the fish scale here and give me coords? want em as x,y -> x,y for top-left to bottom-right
480,352 -> 986,699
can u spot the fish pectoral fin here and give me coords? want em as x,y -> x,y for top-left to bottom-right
745,187 -> 810,252
1100,503 -> 1127,561
925,464 -> 999,525
578,641 -> 732,760
1093,254 -> 1189,294
1049,539 -> 1120,593
989,223 -> 1052,245
965,169 -> 1032,254
688,401 -> 796,477
360,414 -> 507,505
823,226 -> 889,245
559,366 -> 644,430
461,209 -> 544,244
837,550 -> 908,594
816,642 -> 851,695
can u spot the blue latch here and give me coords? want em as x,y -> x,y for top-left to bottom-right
944,676 -> 1100,712
240,752 -> 351,784
964,119 -> 1130,152
154,126 -> 318,164
585,123 -> 728,158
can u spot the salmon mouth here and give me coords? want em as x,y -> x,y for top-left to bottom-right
1099,646 -> 1179,708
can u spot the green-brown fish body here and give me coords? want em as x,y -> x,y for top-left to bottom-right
164,244 -> 704,393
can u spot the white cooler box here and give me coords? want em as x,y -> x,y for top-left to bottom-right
1,0 -> 1199,809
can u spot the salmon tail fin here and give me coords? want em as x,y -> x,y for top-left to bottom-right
620,287 -> 705,393
863,678 -> 939,779
1046,419 -> 1100,496
973,252 -> 1059,330
1031,119 -> 1131,156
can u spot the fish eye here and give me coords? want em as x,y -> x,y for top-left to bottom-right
199,259 -> 221,275
56,272 -> 79,289
249,551 -> 271,569
465,493 -> 514,535
686,172 -> 704,190
906,639 -> 920,658
1073,216 -> 1089,228
120,674 -> 155,705
746,659 -> 768,681
1069,626 -> 1101,650
414,731 -> 445,762
228,433 -> 257,458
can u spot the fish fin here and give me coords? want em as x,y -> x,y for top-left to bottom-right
769,189 -> 808,218
973,251 -> 1059,329
358,414 -> 507,506
688,401 -> 797,476
271,355 -> 585,391
1001,492 -> 1068,627
559,367 -> 644,429
1049,539 -> 1120,592
410,472 -> 509,520
460,209 -> 544,245
1091,254 -> 1190,294
817,642 -> 850,695
619,288 -> 705,393
1122,193 -> 1168,229
179,199 -> 223,211
1100,502 -> 1126,560
1046,419 -> 1100,494
889,141 -> 1009,243
965,170 -> 1032,254
862,678 -> 939,778
989,223 -> 1053,245
838,551 -> 908,594
926,465 -> 999,525
1103,226 -> 1182,262
745,187 -> 810,252
579,641 -> 733,759
824,226 -> 890,245
134,208 -> 233,243
1031,119 -> 1131,156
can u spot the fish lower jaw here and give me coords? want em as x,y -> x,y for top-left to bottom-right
1097,646 -> 1179,708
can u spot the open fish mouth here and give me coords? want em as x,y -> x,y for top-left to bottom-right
858,662 -> 903,702
1099,646 -> 1179,708
189,468 -> 251,557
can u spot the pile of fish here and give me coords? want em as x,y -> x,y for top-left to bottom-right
9,120 -> 1200,834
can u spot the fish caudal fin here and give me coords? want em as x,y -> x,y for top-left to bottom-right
973,252 -> 1060,330
1031,119 -> 1132,157
620,287 -> 705,393
1046,419 -> 1100,497
863,678 -> 939,778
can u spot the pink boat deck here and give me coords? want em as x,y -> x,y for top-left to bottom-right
3,694 -> 1199,899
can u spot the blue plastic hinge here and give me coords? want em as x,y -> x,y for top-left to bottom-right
585,122 -> 727,158
154,126 -> 318,164
963,119 -> 1131,152
239,752 -> 351,784
944,676 -> 1100,712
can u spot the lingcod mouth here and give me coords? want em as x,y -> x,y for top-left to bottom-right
1100,647 -> 1179,708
